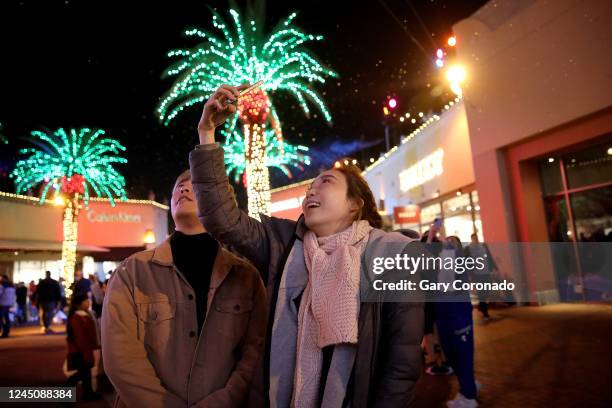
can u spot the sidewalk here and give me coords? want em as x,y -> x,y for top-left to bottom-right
413,303 -> 612,407
0,323 -> 113,408
1,304 -> 611,407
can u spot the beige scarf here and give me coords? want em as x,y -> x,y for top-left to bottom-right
292,220 -> 373,408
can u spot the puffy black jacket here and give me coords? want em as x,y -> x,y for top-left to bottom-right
190,145 -> 424,407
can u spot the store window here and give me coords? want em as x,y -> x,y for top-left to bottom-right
540,139 -> 612,242
412,189 -> 482,242
420,203 -> 442,232
470,191 -> 484,242
13,260 -> 62,284
539,139 -> 612,302
443,193 -> 474,242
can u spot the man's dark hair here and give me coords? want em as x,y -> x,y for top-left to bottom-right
45,271 -> 51,278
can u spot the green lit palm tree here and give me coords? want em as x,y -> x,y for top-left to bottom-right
158,6 -> 336,218
11,127 -> 127,288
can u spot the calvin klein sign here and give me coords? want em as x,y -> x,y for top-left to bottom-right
86,210 -> 142,223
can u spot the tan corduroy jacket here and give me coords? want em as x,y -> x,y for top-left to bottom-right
101,236 -> 267,408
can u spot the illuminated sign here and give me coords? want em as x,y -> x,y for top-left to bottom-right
393,205 -> 420,224
399,149 -> 444,192
86,211 -> 142,223
270,196 -> 305,213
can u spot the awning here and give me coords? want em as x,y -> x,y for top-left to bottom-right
0,239 -> 110,253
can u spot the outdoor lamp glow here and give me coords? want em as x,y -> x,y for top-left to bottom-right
143,229 -> 156,244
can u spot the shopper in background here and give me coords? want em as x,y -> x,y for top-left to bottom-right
72,270 -> 91,298
35,271 -> 62,334
466,233 -> 498,320
28,280 -> 38,322
434,234 -> 479,408
0,275 -> 16,338
15,282 -> 28,324
90,274 -> 104,318
66,293 -> 101,401
420,226 -> 454,376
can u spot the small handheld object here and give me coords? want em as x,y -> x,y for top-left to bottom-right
433,218 -> 442,229
224,80 -> 264,105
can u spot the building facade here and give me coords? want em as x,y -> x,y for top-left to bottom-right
454,0 -> 612,303
0,192 -> 168,284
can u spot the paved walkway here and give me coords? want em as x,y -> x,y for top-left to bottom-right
0,324 -> 112,407
414,303 -> 612,407
0,304 -> 610,407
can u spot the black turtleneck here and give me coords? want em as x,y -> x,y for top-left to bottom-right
170,231 -> 218,333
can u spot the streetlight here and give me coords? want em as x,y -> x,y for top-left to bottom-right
446,64 -> 466,96
383,98 -> 398,151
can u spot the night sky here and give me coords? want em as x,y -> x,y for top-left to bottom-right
0,0 -> 487,206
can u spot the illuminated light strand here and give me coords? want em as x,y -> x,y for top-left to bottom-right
61,196 -> 79,298
0,191 -> 169,211
364,96 -> 463,176
158,7 -> 334,217
157,8 -> 336,125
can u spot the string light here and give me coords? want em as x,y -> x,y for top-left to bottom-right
0,191 -> 169,210
364,98 -> 462,176
10,127 -> 128,289
61,195 -> 79,297
157,7 -> 335,218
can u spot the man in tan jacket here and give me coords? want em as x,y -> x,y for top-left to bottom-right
102,170 -> 267,408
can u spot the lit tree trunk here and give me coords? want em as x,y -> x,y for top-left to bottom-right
238,89 -> 272,220
244,123 -> 271,219
61,194 -> 79,294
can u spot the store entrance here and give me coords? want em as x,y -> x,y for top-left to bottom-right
540,139 -> 612,301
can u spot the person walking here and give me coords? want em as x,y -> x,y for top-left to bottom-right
0,275 -> 16,338
15,282 -> 28,324
465,233 -> 498,320
36,271 -> 62,334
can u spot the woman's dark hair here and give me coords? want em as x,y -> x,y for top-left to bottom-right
331,162 -> 383,229
66,293 -> 89,343
446,235 -> 463,256
447,235 -> 462,249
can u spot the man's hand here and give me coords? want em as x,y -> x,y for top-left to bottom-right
197,84 -> 249,145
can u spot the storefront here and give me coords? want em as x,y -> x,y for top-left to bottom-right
454,0 -> 612,303
363,99 -> 482,242
270,179 -> 310,220
0,191 -> 168,283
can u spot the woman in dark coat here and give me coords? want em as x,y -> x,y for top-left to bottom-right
188,84 -> 425,407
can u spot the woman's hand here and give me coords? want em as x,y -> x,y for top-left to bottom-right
197,84 -> 249,144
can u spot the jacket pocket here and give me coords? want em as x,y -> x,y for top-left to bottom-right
214,297 -> 254,314
138,301 -> 175,323
136,301 -> 175,348
213,297 -> 254,340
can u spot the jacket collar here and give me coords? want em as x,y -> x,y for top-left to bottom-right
151,236 -> 174,267
151,233 -> 234,291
